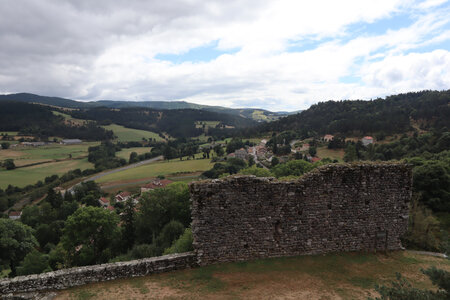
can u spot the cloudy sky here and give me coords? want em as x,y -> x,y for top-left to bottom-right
0,0 -> 449,111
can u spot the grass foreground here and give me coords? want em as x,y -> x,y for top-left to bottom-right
56,251 -> 449,300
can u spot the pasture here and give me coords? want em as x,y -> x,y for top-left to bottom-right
116,147 -> 152,160
102,124 -> 164,142
0,143 -> 97,188
96,158 -> 213,184
0,158 -> 93,188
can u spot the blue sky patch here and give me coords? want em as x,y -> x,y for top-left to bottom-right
155,40 -> 240,63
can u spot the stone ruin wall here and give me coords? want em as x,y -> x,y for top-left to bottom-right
190,163 -> 412,266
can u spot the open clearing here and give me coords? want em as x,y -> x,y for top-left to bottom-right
116,147 -> 152,160
316,147 -> 345,162
0,158 -> 93,188
103,124 -> 164,142
56,251 -> 450,300
96,158 -> 213,184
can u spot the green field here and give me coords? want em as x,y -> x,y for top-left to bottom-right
0,158 -> 93,188
0,143 -> 98,188
0,142 -> 98,167
195,121 -> 220,128
56,251 -> 449,299
316,147 -> 345,162
0,131 -> 19,136
116,147 -> 152,160
96,158 -> 213,184
102,124 -> 164,142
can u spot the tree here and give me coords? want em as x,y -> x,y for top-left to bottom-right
344,144 -> 357,162
214,145 -> 224,157
136,183 -> 190,244
45,187 -> 63,209
271,157 -> 279,167
163,228 -> 194,255
16,249 -> 50,276
1,142 -> 9,149
0,219 -> 37,277
271,159 -> 314,178
308,146 -> 317,157
129,151 -> 138,164
61,207 -> 120,266
3,159 -> 15,170
121,198 -> 136,251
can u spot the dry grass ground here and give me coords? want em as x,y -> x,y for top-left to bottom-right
55,251 -> 450,300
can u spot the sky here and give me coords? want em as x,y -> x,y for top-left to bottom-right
0,0 -> 449,111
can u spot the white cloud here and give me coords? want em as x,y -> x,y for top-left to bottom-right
0,0 -> 449,111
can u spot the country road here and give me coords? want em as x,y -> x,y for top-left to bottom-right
68,155 -> 163,193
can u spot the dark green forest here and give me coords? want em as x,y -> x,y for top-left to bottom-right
0,102 -> 113,141
69,107 -> 256,138
254,90 -> 450,137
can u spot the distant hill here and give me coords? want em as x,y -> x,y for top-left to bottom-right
256,90 -> 450,136
0,101 -> 113,140
69,107 -> 257,138
0,93 -> 291,121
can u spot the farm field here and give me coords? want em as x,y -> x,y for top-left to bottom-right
103,124 -> 165,142
96,158 -> 213,184
56,251 -> 450,300
116,147 -> 152,160
0,142 -> 98,167
316,147 -> 345,162
0,158 -> 93,188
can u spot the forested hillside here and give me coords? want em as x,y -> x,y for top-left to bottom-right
256,90 -> 450,136
0,102 -> 113,140
69,107 -> 256,138
0,93 -> 287,121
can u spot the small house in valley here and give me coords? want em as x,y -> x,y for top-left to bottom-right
115,191 -> 132,203
60,139 -> 82,145
362,136 -> 374,146
8,211 -> 22,220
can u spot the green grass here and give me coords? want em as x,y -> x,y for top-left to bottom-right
96,158 -> 213,184
0,158 -> 93,188
0,143 -> 98,168
0,131 -> 18,136
316,147 -> 345,162
102,124 -> 164,142
195,121 -> 220,128
115,147 -> 152,160
58,251 -> 450,299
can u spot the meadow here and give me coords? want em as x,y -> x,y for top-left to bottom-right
55,251 -> 450,299
0,143 -> 98,188
116,147 -> 152,160
0,158 -> 93,188
96,158 -> 213,184
316,146 -> 345,162
102,124 -> 164,142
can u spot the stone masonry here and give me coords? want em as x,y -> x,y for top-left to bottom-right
0,252 -> 195,296
190,163 -> 412,266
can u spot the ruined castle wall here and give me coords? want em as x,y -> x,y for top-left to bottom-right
190,163 -> 412,266
0,252 -> 195,296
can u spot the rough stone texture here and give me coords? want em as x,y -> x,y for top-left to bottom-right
190,163 -> 412,266
0,252 -> 195,297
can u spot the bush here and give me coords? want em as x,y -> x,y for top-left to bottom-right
164,228 -> 194,255
17,250 -> 50,276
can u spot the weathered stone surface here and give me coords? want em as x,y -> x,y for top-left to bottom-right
190,163 -> 412,266
0,252 -> 195,296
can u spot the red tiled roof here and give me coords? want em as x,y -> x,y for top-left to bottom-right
106,205 -> 115,211
363,136 -> 373,140
99,197 -> 109,204
311,157 -> 321,162
9,211 -> 21,216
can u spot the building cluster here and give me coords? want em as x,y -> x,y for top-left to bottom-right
97,179 -> 172,212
